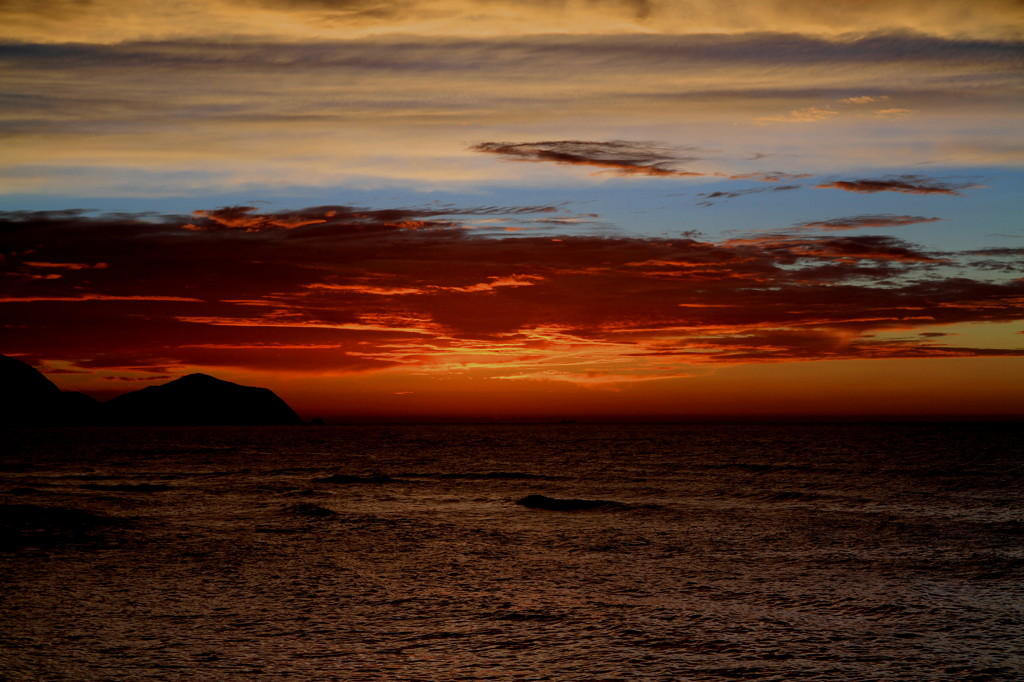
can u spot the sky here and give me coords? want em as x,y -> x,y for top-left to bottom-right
1,0 -> 1022,419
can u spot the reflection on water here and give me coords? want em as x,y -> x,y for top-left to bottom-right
1,423 -> 1022,680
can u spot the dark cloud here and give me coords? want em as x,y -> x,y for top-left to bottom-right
244,0 -> 412,17
696,184 -> 801,206
720,171 -> 813,182
1,206 -> 1021,378
634,326 -> 1024,363
962,247 -> 1024,273
5,33 -> 1018,72
816,175 -> 976,195
792,214 -> 943,231
473,140 -> 816,186
183,203 -> 562,233
721,234 -> 946,264
247,0 -> 650,21
964,247 -> 1024,257
471,140 -> 705,177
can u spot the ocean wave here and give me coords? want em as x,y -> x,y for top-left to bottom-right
0,503 -> 123,549
400,471 -> 558,481
81,483 -> 172,492
515,493 -> 656,512
281,503 -> 337,518
314,473 -> 395,484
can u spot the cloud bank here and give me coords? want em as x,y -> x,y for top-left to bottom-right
2,206 -> 1020,385
3,0 -> 1021,42
1,31 -> 1019,196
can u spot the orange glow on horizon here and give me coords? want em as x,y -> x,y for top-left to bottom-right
3,205 -> 1020,418
50,356 -> 1018,421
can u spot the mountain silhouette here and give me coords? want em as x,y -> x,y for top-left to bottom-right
0,355 -> 302,426
0,355 -> 101,425
104,373 -> 303,425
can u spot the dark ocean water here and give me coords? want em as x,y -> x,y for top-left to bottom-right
1,423 -> 1021,681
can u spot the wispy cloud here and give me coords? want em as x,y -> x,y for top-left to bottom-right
870,108 -> 915,118
4,0 -> 1021,42
816,175 -> 978,195
473,140 -> 823,188
0,295 -> 203,303
183,203 -> 562,233
720,234 -> 947,264
696,184 -> 802,206
22,261 -> 109,270
756,106 -> 838,124
1,33 -> 1020,195
719,171 -> 813,182
840,95 -> 891,105
792,215 -> 943,231
471,140 -> 705,177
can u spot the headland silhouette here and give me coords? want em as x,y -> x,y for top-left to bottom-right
0,355 -> 302,426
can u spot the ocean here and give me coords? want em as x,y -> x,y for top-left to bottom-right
1,423 -> 1021,680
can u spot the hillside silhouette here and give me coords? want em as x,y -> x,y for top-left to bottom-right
0,356 -> 302,426
104,372 -> 303,425
0,355 -> 100,425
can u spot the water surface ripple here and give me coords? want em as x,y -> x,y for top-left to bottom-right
1,423 -> 1021,680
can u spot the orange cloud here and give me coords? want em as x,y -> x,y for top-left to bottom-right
871,108 -> 915,118
1,207 -> 1020,389
186,207 -> 329,232
755,106 -> 838,124
23,261 -> 109,270
6,0 -> 1021,43
0,295 -> 203,303
840,96 -> 891,104
308,274 -> 544,296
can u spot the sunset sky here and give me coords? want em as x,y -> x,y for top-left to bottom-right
1,0 -> 1022,419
